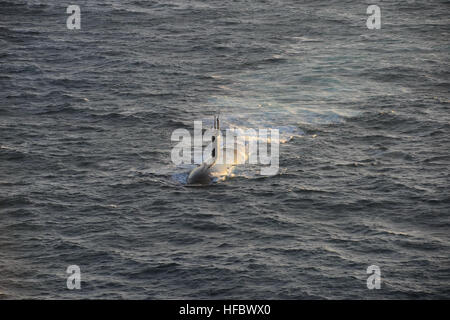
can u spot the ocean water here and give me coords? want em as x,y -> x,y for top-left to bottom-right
0,0 -> 449,299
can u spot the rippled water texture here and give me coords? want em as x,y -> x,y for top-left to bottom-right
0,0 -> 449,299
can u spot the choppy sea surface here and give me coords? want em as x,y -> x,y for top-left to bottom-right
0,0 -> 449,299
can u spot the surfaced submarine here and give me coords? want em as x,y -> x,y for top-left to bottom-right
187,115 -> 231,185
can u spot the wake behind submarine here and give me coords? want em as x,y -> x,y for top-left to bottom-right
187,115 -> 233,185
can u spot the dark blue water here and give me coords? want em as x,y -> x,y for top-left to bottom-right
0,0 -> 449,299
